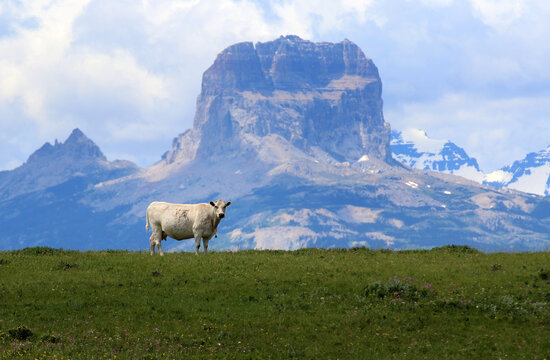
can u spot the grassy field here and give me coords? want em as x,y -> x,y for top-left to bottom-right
0,246 -> 549,359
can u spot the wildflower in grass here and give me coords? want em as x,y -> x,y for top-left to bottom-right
155,328 -> 160,332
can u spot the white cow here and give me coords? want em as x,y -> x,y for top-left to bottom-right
145,199 -> 231,256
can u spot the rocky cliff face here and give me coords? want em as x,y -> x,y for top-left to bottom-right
163,36 -> 391,166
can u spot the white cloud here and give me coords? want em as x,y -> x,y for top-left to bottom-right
420,0 -> 454,8
141,0 -> 201,28
66,49 -> 169,111
271,0 -> 377,36
469,0 -> 524,29
0,0 -> 171,125
0,1 -> 88,119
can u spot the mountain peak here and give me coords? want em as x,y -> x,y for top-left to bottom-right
66,128 -> 87,142
27,128 -> 106,165
165,36 -> 391,166
0,129 -> 138,201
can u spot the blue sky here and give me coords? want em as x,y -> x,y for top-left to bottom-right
0,0 -> 549,172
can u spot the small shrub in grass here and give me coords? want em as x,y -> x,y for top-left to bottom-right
491,263 -> 502,271
13,247 -> 66,256
365,276 -> 434,302
538,268 -> 550,281
0,258 -> 8,265
56,260 -> 78,270
431,245 -> 479,254
8,325 -> 33,341
41,334 -> 60,343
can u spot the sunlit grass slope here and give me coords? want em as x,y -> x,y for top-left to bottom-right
1,246 -> 549,359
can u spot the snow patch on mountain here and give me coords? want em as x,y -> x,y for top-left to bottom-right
485,145 -> 550,196
398,128 -> 446,154
391,128 -> 484,183
507,164 -> 550,195
337,205 -> 382,223
484,170 -> 513,184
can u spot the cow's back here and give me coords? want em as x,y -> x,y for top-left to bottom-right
147,202 -> 198,240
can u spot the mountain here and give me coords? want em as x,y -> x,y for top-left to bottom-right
485,146 -> 550,196
1,36 -> 550,251
162,35 -> 391,167
0,129 -> 139,249
390,129 -> 550,197
390,128 -> 484,182
0,128 -> 139,201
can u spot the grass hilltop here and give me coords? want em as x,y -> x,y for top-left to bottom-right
1,246 -> 549,359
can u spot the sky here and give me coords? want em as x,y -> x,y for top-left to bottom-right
0,0 -> 549,172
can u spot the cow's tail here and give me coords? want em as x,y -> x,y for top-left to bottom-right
145,209 -> 150,232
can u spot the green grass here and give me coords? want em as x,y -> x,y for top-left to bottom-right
1,246 -> 549,359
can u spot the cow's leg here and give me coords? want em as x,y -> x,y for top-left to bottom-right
203,236 -> 212,255
156,240 -> 164,257
194,234 -> 201,255
149,232 -> 157,256
155,231 -> 166,256
149,225 -> 163,256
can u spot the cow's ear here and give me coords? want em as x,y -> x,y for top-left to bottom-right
210,201 -> 216,207
225,201 -> 232,207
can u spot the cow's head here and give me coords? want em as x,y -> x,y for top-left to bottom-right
209,199 -> 231,219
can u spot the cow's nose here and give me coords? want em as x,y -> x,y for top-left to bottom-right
218,213 -> 225,219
